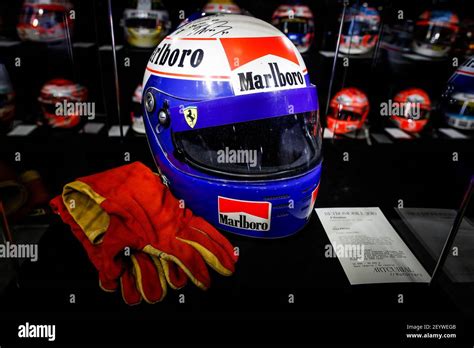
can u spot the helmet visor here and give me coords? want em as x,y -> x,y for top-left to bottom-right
278,19 -> 309,35
20,6 -> 65,29
394,103 -> 430,120
330,108 -> 363,121
414,24 -> 456,46
125,17 -> 159,29
342,20 -> 376,36
0,93 -> 13,108
41,102 -> 59,116
173,112 -> 321,178
444,94 -> 474,117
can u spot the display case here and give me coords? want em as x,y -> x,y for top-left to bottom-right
0,0 -> 473,345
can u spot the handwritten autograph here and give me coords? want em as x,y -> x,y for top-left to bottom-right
175,18 -> 233,37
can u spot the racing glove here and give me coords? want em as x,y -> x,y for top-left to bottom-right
61,161 -> 237,291
50,195 -> 185,305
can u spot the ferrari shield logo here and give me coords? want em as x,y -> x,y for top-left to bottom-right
183,106 -> 198,128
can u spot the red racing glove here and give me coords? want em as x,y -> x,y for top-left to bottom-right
50,195 -> 186,305
60,162 -> 238,291
63,162 -> 237,289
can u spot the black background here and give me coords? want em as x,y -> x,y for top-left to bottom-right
1,0 -> 474,345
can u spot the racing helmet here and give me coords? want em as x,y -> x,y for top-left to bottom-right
0,64 -> 15,133
412,10 -> 459,58
390,88 -> 431,133
339,4 -> 380,55
452,19 -> 474,58
272,4 -> 315,54
123,0 -> 171,48
17,0 -> 73,43
327,87 -> 369,134
142,14 -> 322,238
38,78 -> 88,129
203,0 -> 242,15
442,56 -> 474,130
131,84 -> 145,134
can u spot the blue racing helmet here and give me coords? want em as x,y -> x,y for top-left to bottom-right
442,56 -> 474,130
142,14 -> 322,238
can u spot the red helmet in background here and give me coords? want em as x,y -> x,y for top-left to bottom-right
390,88 -> 431,133
38,78 -> 88,129
327,87 -> 369,134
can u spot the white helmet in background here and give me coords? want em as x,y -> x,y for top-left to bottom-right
123,0 -> 171,48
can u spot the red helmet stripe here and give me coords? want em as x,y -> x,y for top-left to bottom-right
220,36 -> 299,70
218,197 -> 270,220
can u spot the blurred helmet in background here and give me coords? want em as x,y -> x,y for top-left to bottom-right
38,78 -> 88,129
130,84 -> 145,134
17,0 -> 73,43
442,56 -> 474,130
339,4 -> 380,55
123,0 -> 171,48
412,10 -> 459,58
390,88 -> 431,133
272,3 -> 315,54
327,87 -> 369,134
203,0 -> 242,15
0,64 -> 15,133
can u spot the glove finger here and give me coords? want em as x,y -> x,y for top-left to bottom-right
177,223 -> 237,276
120,267 -> 143,306
130,253 -> 167,304
160,258 -> 187,290
188,216 -> 238,262
143,243 -> 211,290
98,271 -> 119,292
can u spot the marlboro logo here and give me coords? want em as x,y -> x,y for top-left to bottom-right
237,62 -> 304,92
222,37 -> 305,95
218,196 -> 271,231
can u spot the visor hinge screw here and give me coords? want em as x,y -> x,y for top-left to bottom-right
158,110 -> 169,126
145,91 -> 155,113
158,100 -> 170,127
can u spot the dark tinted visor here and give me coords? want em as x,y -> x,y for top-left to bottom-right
125,17 -> 158,29
173,112 -> 322,179
330,108 -> 363,121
